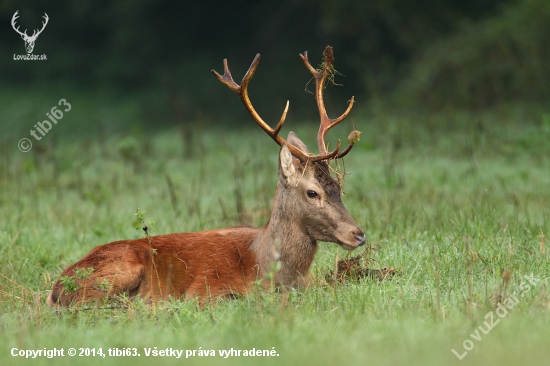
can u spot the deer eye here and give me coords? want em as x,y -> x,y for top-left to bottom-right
307,190 -> 318,198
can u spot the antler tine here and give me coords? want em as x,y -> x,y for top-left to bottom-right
212,58 -> 239,94
273,100 -> 289,136
299,46 -> 355,159
308,139 -> 341,162
334,142 -> 353,159
300,51 -> 316,74
212,55 -> 312,161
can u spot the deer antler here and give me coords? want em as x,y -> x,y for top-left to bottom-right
211,56 -> 289,145
299,46 -> 355,159
212,49 -> 355,162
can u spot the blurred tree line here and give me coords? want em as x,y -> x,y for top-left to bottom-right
1,0 -> 548,123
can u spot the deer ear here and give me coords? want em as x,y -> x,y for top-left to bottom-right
279,142 -> 296,183
287,131 -> 310,154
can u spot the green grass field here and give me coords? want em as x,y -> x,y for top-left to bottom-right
1,94 -> 549,365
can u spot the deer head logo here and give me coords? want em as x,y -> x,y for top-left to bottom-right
11,10 -> 49,54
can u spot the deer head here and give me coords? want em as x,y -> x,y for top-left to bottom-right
212,46 -> 366,251
12,11 -> 49,54
277,132 -> 366,250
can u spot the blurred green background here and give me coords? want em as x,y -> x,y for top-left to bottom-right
2,0 -> 549,135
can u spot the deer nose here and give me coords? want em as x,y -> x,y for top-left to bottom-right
354,232 -> 366,246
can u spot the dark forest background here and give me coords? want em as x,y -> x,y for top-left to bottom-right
1,0 -> 549,128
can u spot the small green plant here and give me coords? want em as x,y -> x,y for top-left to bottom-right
134,208 -> 155,236
133,208 -> 162,296
58,268 -> 94,293
73,267 -> 94,280
59,275 -> 78,293
96,279 -> 110,293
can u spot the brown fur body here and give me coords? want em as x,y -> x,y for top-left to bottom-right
48,228 -> 259,306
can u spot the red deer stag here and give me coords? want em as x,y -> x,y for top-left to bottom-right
47,46 -> 365,306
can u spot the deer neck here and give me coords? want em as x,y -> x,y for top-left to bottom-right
251,184 -> 318,287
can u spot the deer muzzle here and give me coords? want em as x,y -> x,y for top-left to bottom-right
354,232 -> 366,246
336,227 -> 366,251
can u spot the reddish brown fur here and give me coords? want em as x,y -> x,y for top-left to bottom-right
48,228 -> 259,306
